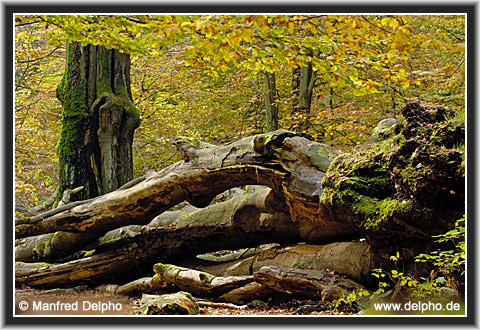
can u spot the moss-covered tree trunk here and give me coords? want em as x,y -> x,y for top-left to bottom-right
56,42 -> 140,202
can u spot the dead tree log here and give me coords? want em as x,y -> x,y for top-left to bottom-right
14,103 -> 465,290
16,129 -> 341,241
15,188 -> 297,287
253,266 -> 366,299
153,263 -> 254,297
320,102 -> 465,262
15,231 -> 97,263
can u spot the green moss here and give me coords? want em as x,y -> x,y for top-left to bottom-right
430,119 -> 465,148
322,108 -> 464,234
354,196 -> 411,229
114,85 -> 139,121
56,78 -> 89,159
42,288 -> 66,294
321,123 -> 417,231
154,263 -> 182,281
322,186 -> 411,230
79,250 -> 95,258
33,262 -> 53,268
33,241 -> 45,257
175,136 -> 201,147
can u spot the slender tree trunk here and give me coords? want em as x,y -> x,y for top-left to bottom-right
292,64 -> 316,114
292,43 -> 317,116
56,42 -> 140,201
264,72 -> 278,132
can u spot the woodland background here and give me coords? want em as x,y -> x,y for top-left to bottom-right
14,14 -> 465,220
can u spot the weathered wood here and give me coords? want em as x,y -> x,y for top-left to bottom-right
15,231 -> 97,263
253,266 -> 366,299
16,130 -> 339,241
14,103 -> 465,292
15,188 -> 299,287
15,249 -> 133,287
188,242 -> 374,286
251,242 -> 374,285
196,247 -> 261,263
97,275 -> 165,296
219,282 -> 274,305
153,263 -> 254,297
140,292 -> 199,315
16,175 -> 148,226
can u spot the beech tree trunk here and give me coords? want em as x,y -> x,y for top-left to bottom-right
56,42 -> 140,201
292,63 -> 316,114
264,72 -> 278,131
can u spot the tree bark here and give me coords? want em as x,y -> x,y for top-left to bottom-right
56,42 -> 140,202
292,63 -> 316,114
16,130 -> 341,241
264,72 -> 278,131
153,263 -> 254,297
14,188 -> 298,287
253,266 -> 365,299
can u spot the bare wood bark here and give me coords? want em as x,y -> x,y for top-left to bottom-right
219,282 -> 273,305
16,130 -> 340,241
253,266 -> 366,299
14,188 -> 297,287
153,263 -> 254,297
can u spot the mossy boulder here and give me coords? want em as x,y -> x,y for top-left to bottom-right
320,102 -> 464,253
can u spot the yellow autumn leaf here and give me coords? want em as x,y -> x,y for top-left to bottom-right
288,22 -> 294,34
395,31 -> 409,44
400,80 -> 410,89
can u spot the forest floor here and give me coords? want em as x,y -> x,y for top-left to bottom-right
14,287 -> 356,316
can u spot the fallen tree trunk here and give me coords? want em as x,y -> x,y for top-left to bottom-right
188,242 -> 374,285
16,129 -> 340,241
15,231 -> 97,263
15,102 -> 465,291
15,188 -> 299,287
253,266 -> 366,299
153,263 -> 254,297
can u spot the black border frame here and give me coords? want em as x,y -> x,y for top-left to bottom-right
3,2 -> 476,326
